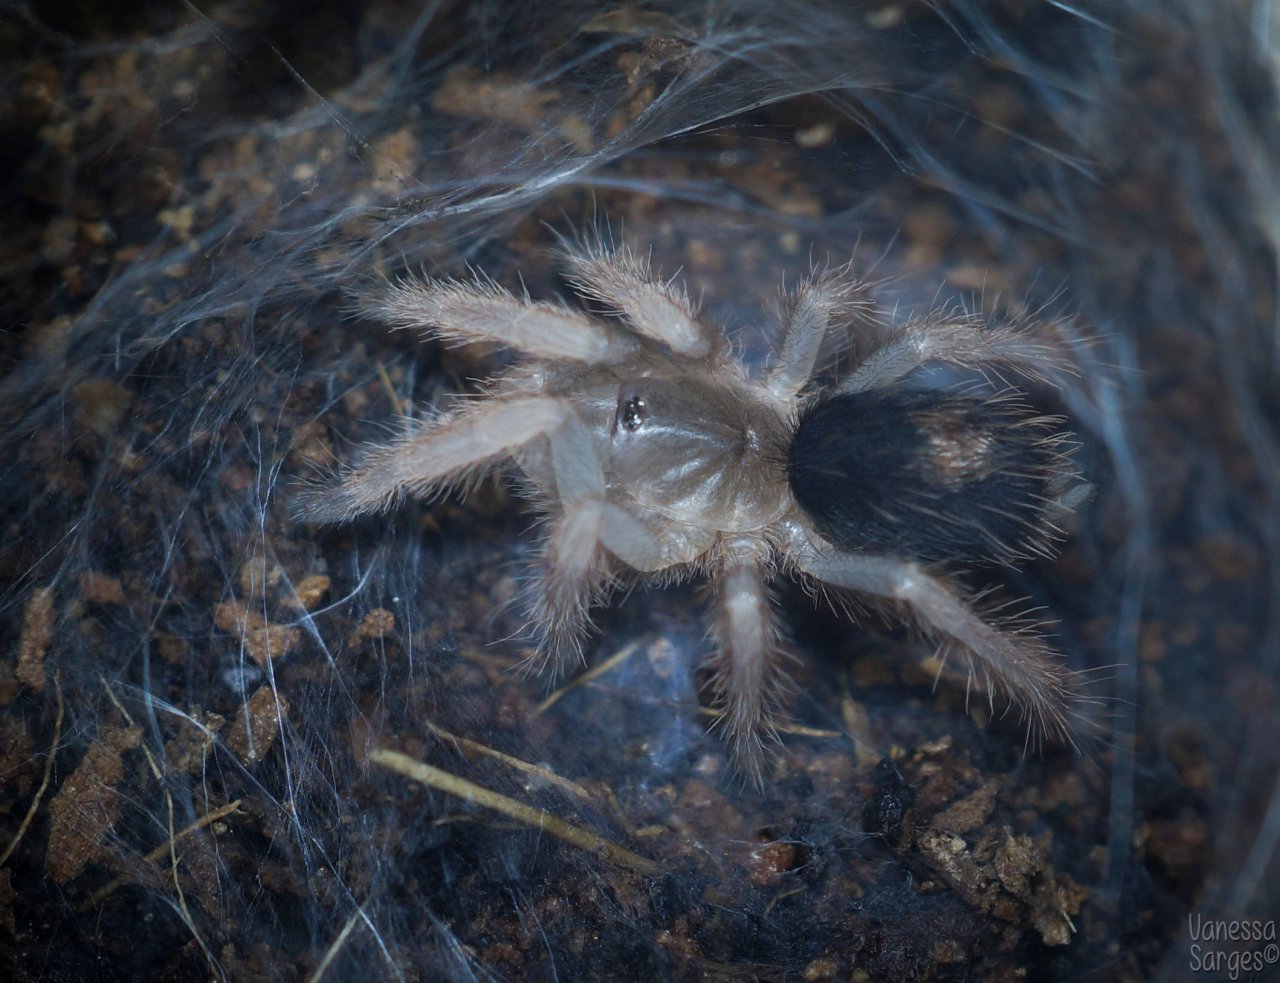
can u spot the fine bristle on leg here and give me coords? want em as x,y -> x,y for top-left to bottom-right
375,275 -> 639,364
709,539 -> 788,788
767,267 -> 882,400
790,539 -> 1078,748
294,396 -> 580,524
838,311 -> 1075,394
526,502 -> 612,677
564,246 -> 714,358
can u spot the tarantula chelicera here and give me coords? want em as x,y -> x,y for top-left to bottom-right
298,247 -> 1088,783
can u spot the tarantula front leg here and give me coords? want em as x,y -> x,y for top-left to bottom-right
526,409 -> 708,675
839,311 -> 1073,394
375,275 -> 640,364
766,268 -> 880,400
564,246 -> 715,358
529,500 -> 684,676
785,523 -> 1075,747
708,535 -> 787,787
301,384 -> 626,525
295,396 -> 587,524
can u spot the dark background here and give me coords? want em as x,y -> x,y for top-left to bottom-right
1,1 -> 1277,979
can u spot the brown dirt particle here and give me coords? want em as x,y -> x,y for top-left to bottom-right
46,724 -> 142,883
213,599 -> 301,666
354,607 -> 396,642
292,575 -> 331,612
78,570 -> 125,605
71,378 -> 134,437
16,586 -> 54,694
226,687 -> 289,767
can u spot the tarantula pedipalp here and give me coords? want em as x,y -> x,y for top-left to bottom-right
297,247 -> 1087,784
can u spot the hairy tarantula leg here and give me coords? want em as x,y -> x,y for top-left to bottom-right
529,503 -> 688,674
531,404 -> 686,671
564,246 -> 714,358
527,502 -> 611,676
296,396 -> 585,524
528,497 -> 683,659
529,407 -> 653,671
595,506 -> 680,571
838,312 -> 1073,394
374,276 -> 640,364
767,269 -> 880,400
787,528 -> 1076,747
709,537 -> 787,789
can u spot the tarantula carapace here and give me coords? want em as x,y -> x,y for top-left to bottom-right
297,246 -> 1088,784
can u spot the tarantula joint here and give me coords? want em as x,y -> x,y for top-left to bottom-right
297,246 -> 1089,785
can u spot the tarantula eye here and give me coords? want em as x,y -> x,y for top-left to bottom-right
615,390 -> 648,432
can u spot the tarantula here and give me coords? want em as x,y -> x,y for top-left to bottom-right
297,246 -> 1088,784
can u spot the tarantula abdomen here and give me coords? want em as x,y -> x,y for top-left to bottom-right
788,388 -> 1076,565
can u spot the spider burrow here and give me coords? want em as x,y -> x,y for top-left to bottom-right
296,245 -> 1091,785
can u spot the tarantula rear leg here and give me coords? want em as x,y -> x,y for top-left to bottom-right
709,536 -> 788,787
839,311 -> 1074,394
788,531 -> 1076,747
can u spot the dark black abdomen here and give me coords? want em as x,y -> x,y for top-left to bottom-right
787,389 -> 1065,564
